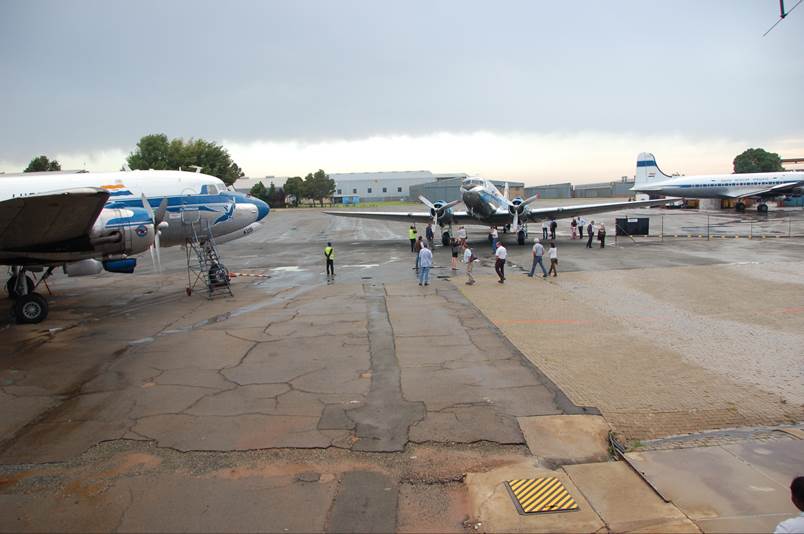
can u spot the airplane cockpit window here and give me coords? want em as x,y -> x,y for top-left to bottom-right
207,184 -> 219,194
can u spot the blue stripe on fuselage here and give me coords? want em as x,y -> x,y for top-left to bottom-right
637,160 -> 656,167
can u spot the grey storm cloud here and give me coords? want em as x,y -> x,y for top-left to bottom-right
1,0 -> 802,161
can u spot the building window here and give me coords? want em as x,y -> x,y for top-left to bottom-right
367,187 -> 372,193
353,188 -> 357,194
337,189 -> 342,195
397,187 -> 402,192
382,187 -> 387,193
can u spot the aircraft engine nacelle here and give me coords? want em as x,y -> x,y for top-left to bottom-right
431,201 -> 454,225
509,197 -> 526,216
89,208 -> 155,257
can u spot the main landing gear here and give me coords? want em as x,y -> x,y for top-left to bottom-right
5,266 -> 53,324
757,203 -> 769,214
735,202 -> 746,212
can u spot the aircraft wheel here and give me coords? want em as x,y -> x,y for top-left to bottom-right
517,230 -> 526,246
441,231 -> 451,246
14,293 -> 48,324
6,275 -> 35,299
735,202 -> 746,212
757,203 -> 768,213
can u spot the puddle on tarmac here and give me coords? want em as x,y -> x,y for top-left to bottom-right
270,266 -> 306,273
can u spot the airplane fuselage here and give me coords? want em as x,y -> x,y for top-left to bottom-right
0,170 -> 269,264
634,172 -> 804,199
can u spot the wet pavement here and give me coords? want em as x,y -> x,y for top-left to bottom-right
1,203 -> 803,532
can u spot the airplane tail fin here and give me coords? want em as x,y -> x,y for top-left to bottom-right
635,152 -> 671,187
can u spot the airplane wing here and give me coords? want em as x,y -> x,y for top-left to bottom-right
323,210 -> 477,224
526,197 -> 679,221
0,189 -> 110,251
723,182 -> 802,199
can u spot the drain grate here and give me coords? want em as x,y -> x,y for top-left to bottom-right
505,477 -> 579,515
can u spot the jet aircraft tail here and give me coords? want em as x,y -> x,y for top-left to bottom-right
635,152 -> 671,187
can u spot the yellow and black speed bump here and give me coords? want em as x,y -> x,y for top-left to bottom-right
505,477 -> 579,515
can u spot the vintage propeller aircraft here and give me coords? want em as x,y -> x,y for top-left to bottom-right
0,168 -> 269,324
326,177 -> 675,245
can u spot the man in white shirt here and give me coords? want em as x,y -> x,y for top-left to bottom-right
548,241 -> 558,277
541,220 -> 548,240
490,226 -> 499,254
578,217 -> 586,239
494,242 -> 507,284
775,477 -> 804,534
528,238 -> 547,278
457,226 -> 467,245
418,242 -> 433,286
462,245 -> 477,285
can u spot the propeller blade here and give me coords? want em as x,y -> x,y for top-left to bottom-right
154,198 -> 168,225
503,182 -> 510,201
140,193 -> 155,220
154,231 -> 162,273
418,195 -> 435,209
513,210 -> 519,231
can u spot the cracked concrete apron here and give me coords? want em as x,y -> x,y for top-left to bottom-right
343,284 -> 425,452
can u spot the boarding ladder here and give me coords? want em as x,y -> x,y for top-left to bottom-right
184,218 -> 233,299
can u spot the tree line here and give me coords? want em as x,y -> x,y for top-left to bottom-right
247,170 -> 337,208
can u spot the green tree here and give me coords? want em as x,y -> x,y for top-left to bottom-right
249,182 -> 270,203
283,176 -> 305,206
303,169 -> 335,207
733,148 -> 784,174
127,134 -> 245,185
24,155 -> 61,172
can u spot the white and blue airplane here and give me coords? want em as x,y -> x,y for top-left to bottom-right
632,152 -> 804,213
326,176 -> 675,245
0,168 -> 269,323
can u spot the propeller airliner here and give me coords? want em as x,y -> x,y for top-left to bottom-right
326,177 -> 675,245
0,169 -> 269,324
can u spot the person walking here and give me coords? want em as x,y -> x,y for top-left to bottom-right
528,238 -> 547,278
586,220 -> 594,248
578,217 -> 585,239
598,223 -> 607,248
570,218 -> 578,239
450,237 -> 461,270
550,219 -> 557,240
324,242 -> 335,278
425,223 -> 434,249
418,242 -> 433,286
463,244 -> 477,285
542,220 -> 548,240
414,235 -> 424,270
408,225 -> 417,252
494,241 -> 507,283
490,226 -> 499,254
548,241 -> 558,277
457,225 -> 467,246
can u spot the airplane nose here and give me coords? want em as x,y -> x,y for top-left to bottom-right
254,198 -> 270,221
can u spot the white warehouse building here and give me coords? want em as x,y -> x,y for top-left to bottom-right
331,171 -> 436,201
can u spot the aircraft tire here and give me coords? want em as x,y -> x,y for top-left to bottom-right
6,275 -> 35,299
517,230 -> 526,246
441,231 -> 451,246
736,202 -> 746,212
757,203 -> 769,213
14,293 -> 48,324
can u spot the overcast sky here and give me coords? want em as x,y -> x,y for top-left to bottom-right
1,0 -> 802,184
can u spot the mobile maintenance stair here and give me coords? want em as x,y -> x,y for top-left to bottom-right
185,218 -> 233,299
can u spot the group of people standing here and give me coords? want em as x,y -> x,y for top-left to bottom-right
335,218 -> 609,286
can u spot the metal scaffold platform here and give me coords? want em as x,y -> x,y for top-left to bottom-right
184,219 -> 233,299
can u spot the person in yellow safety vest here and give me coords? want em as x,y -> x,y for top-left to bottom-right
324,242 -> 335,277
408,225 -> 417,253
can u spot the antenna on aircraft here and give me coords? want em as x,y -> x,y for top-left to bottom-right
763,0 -> 802,36
189,165 -> 203,173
